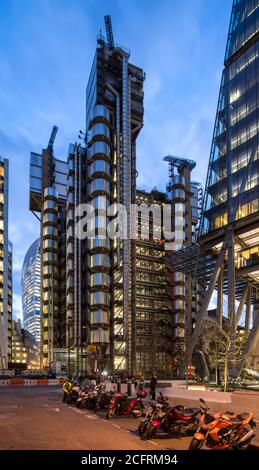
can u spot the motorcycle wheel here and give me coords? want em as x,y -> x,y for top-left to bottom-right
106,408 -> 115,420
236,438 -> 252,450
76,401 -> 82,408
132,404 -> 143,418
189,437 -> 203,450
145,425 -> 156,440
138,422 -> 148,436
187,419 -> 200,436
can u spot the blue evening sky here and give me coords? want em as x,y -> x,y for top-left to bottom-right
0,0 -> 232,321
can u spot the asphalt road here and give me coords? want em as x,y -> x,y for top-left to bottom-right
0,387 -> 258,450
0,386 -> 191,450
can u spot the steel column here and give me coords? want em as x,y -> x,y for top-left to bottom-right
217,267 -> 224,327
228,230 -> 236,338
234,312 -> 259,377
180,232 -> 230,377
245,286 -> 252,334
235,286 -> 249,327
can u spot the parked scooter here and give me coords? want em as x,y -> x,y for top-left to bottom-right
106,390 -> 147,419
143,392 -> 201,439
189,398 -> 256,450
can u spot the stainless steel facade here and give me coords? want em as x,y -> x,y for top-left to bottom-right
29,134 -> 68,367
29,23 -> 203,377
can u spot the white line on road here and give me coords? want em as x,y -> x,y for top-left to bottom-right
85,415 -> 97,420
44,404 -> 60,413
149,440 -> 159,446
112,424 -> 121,428
69,407 -> 85,415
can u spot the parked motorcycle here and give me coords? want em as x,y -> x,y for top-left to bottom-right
106,390 -> 147,419
143,392 -> 201,439
138,397 -> 169,437
76,385 -> 93,408
189,398 -> 256,450
94,389 -> 114,412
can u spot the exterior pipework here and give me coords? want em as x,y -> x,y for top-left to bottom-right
107,83 -> 121,265
171,175 -> 186,338
87,104 -> 111,346
122,52 -> 131,369
74,146 -> 78,355
42,187 -> 58,364
66,146 -> 75,349
78,146 -> 82,365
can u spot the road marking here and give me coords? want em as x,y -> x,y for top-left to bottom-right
112,424 -> 121,428
69,407 -> 85,415
44,404 -> 59,413
85,415 -> 97,420
149,440 -> 159,446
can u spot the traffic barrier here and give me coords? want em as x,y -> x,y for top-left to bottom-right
36,379 -> 48,385
11,379 -> 25,386
0,379 -> 10,386
24,380 -> 37,386
0,378 -> 64,387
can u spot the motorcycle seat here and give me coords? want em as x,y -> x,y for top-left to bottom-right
174,406 -> 184,414
229,417 -> 243,425
174,407 -> 199,416
236,412 -> 250,421
183,407 -> 200,416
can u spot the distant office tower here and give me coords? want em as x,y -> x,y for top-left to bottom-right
0,157 -> 12,368
21,238 -> 41,343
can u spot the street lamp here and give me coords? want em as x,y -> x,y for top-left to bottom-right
67,316 -> 73,379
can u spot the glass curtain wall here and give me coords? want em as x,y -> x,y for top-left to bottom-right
202,0 -> 259,234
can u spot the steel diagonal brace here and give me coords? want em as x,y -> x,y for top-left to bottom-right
235,285 -> 249,327
234,312 -> 259,378
180,231 -> 231,375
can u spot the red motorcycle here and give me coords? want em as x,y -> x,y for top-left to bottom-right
106,390 -> 147,420
144,392 -> 201,439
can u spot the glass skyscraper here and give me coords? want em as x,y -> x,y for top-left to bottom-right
21,238 -> 41,343
202,0 -> 259,234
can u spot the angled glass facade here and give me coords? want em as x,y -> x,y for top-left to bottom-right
202,0 -> 259,234
21,238 -> 41,343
